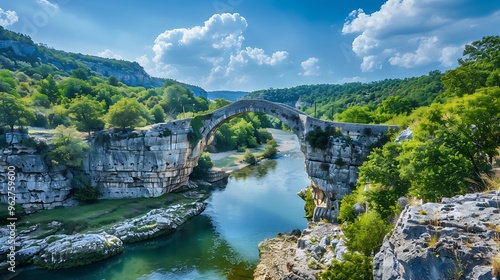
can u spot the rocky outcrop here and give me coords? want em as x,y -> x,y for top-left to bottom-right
107,202 -> 205,243
33,233 -> 123,269
373,191 -> 500,280
254,222 -> 346,280
0,133 -> 75,213
85,122 -> 199,199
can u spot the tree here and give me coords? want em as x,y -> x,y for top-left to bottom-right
47,125 -> 89,167
67,96 -> 105,135
39,74 -> 59,104
0,92 -> 34,137
357,143 -> 410,219
342,211 -> 392,256
459,35 -> 500,66
335,106 -> 373,123
243,148 -> 257,164
106,98 -> 150,130
150,104 -> 166,123
108,75 -> 119,86
190,152 -> 214,179
262,139 -> 278,159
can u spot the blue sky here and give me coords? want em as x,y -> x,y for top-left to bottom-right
0,0 -> 499,91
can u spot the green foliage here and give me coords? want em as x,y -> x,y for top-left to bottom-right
342,211 -> 392,256
335,105 -> 373,123
243,148 -> 257,164
357,143 -> 410,219
68,96 -> 105,134
46,126 -> 89,167
337,192 -> 359,223
108,75 -> 119,86
39,74 -> 59,103
71,172 -> 101,203
304,186 -> 315,219
319,252 -> 373,280
190,152 -> 214,179
305,126 -> 341,150
150,104 -> 166,123
105,98 -> 149,130
0,92 -> 34,134
262,139 -> 279,159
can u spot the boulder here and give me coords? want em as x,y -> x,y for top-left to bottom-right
33,233 -> 123,269
373,190 -> 500,280
107,202 -> 205,243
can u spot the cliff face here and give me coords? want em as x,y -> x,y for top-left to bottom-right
0,133 -> 75,213
302,118 -> 392,222
84,121 -> 199,199
374,191 -> 500,280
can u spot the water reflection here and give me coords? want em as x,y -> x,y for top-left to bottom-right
231,159 -> 277,180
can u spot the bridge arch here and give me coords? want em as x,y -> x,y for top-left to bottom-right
195,100 -> 307,148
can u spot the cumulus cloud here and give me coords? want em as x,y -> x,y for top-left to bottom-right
0,8 -> 18,27
149,13 -> 289,90
97,49 -> 123,60
342,0 -> 500,72
300,57 -> 320,76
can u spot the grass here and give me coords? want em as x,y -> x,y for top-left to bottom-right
428,234 -> 439,247
16,193 -> 196,236
493,253 -> 500,277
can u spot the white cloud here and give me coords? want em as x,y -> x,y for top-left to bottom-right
300,57 -> 320,76
0,8 -> 18,27
97,49 -> 123,60
36,0 -> 59,11
149,13 -> 289,90
153,13 -> 247,67
342,0 -> 500,72
337,76 -> 368,84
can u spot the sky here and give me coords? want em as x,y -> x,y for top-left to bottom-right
0,0 -> 499,92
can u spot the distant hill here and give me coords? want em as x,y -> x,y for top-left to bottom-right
207,90 -> 249,102
0,26 -> 206,97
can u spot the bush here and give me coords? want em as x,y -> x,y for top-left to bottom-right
72,172 -> 101,203
304,186 -> 315,219
262,139 -> 279,159
319,252 -> 373,280
243,148 -> 257,164
190,152 -> 214,179
46,126 -> 89,167
342,211 -> 392,256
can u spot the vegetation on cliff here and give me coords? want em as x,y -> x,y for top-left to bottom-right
328,35 -> 500,278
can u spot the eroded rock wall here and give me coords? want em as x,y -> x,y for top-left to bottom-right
302,118 -> 395,222
85,121 -> 199,199
0,134 -> 74,213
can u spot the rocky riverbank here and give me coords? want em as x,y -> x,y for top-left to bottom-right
0,184 -> 212,274
254,222 -> 347,280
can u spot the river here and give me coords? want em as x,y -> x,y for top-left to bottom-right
15,130 -> 310,279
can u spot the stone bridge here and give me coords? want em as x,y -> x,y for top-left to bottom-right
2,99 -> 399,222
189,99 -> 399,221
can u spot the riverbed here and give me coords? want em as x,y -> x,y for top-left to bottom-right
14,129 -> 310,279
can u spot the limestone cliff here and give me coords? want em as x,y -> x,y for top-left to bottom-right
373,191 -> 500,280
84,121 -> 199,199
0,133 -> 75,213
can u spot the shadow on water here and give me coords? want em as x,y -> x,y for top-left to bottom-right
231,159 -> 277,180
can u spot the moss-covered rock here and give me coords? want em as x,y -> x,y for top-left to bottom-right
33,233 -> 123,269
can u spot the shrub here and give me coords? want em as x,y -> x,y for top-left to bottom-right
319,252 -> 373,280
46,126 -> 89,167
342,211 -> 392,256
304,186 -> 315,219
72,172 -> 101,203
243,148 -> 256,164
